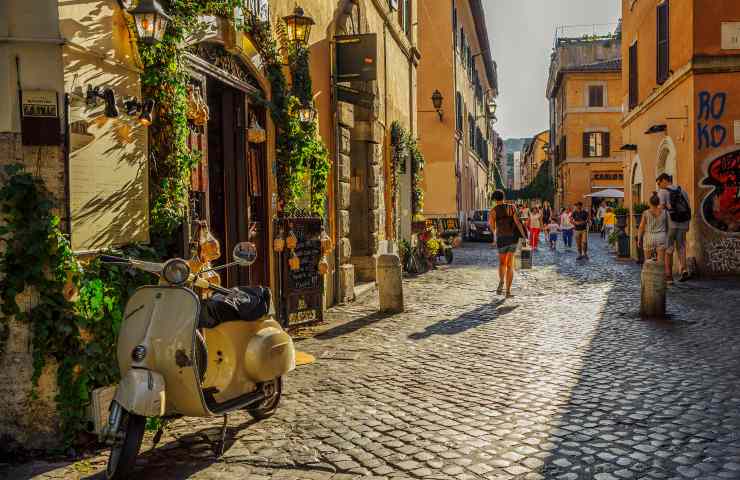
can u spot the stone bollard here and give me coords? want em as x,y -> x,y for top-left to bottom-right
640,259 -> 666,318
377,254 -> 404,313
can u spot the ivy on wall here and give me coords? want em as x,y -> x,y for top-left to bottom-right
391,121 -> 425,223
0,164 -> 155,445
245,16 -> 330,217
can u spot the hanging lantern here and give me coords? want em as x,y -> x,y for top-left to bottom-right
128,0 -> 171,45
318,256 -> 329,275
247,113 -> 266,144
320,229 -> 333,254
288,252 -> 301,271
273,229 -> 285,253
282,5 -> 315,48
286,230 -> 298,250
298,103 -> 317,124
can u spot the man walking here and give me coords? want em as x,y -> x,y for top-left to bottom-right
656,173 -> 691,283
489,190 -> 527,298
571,202 -> 590,259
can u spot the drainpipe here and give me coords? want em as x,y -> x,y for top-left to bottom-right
331,38 -> 341,305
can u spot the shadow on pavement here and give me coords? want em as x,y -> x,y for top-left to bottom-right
407,299 -> 517,340
314,311 -> 396,341
536,239 -> 740,478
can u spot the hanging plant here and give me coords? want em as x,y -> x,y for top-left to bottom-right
390,120 -> 426,222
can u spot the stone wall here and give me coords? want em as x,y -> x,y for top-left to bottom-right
0,133 -> 65,452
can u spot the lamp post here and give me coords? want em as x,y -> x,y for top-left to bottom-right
283,6 -> 315,48
128,0 -> 171,45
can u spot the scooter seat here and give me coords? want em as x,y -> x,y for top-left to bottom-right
198,286 -> 271,328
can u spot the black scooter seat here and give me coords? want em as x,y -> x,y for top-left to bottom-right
198,286 -> 271,328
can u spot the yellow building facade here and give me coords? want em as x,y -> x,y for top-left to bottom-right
521,130 -> 550,187
417,0 -> 498,234
548,33 -> 625,211
621,0 -> 740,276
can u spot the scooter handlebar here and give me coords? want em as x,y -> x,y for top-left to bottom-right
100,255 -> 130,264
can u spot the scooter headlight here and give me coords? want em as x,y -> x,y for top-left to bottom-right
162,258 -> 190,285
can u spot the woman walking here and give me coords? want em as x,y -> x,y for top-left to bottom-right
560,206 -> 574,250
528,207 -> 543,250
542,201 -> 552,226
489,190 -> 527,298
638,192 -> 668,262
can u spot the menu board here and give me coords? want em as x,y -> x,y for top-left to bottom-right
287,220 -> 322,290
276,217 -> 324,328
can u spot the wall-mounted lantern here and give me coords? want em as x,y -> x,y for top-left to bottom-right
298,103 -> 317,124
431,90 -> 443,121
128,0 -> 171,45
124,97 -> 156,125
283,6 -> 315,48
86,85 -> 119,118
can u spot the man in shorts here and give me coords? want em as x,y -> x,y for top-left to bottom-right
489,190 -> 527,298
571,202 -> 590,260
657,173 -> 691,283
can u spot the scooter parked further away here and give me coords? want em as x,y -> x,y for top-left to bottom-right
99,242 -> 296,480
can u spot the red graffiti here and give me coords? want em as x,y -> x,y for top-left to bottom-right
702,149 -> 740,233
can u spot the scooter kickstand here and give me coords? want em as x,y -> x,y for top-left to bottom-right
217,414 -> 228,458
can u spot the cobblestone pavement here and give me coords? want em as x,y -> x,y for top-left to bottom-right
5,236 -> 740,480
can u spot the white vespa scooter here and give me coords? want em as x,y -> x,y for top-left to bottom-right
99,243 -> 296,479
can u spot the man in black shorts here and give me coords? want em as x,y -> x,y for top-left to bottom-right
571,202 -> 590,260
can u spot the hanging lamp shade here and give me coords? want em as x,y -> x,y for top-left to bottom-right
128,0 -> 172,45
283,6 -> 315,47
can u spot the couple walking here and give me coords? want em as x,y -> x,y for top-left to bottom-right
637,173 -> 692,284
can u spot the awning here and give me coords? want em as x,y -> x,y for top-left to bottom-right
585,188 -> 625,198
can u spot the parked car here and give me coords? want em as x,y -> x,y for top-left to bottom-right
467,210 -> 492,241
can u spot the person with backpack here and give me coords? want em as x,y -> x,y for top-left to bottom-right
489,190 -> 527,298
656,173 -> 692,283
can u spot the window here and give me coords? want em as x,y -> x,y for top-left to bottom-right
583,132 -> 611,158
469,113 -> 475,148
629,42 -> 638,109
657,1 -> 669,84
588,85 -> 605,107
455,92 -> 463,131
560,136 -> 567,163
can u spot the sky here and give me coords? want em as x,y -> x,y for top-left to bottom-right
484,0 -> 621,140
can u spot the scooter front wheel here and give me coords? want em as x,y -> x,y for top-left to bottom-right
246,377 -> 283,420
106,410 -> 146,480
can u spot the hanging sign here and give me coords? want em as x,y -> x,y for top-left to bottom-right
20,90 -> 61,145
335,34 -> 378,82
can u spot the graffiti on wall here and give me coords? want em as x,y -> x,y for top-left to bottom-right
701,148 -> 740,233
705,237 -> 740,273
697,91 -> 728,150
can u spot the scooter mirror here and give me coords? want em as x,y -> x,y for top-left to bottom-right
233,241 -> 257,266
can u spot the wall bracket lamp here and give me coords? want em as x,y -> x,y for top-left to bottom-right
124,97 -> 156,125
86,85 -> 119,118
645,124 -> 667,135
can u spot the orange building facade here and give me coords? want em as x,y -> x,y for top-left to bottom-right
621,0 -> 740,275
417,0 -> 498,235
547,32 -> 625,212
521,130 -> 550,187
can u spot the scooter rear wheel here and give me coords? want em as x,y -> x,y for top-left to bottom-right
246,377 -> 282,420
106,410 -> 146,480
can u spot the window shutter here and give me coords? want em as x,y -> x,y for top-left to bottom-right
657,1 -> 670,84
603,132 -> 611,157
583,132 -> 590,158
629,42 -> 639,109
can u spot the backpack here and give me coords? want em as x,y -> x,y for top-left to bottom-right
668,187 -> 692,223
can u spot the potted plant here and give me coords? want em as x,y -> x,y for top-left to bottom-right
632,203 -> 649,264
614,206 -> 630,228
613,206 -> 631,258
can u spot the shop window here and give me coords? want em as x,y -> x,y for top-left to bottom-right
657,1 -> 670,84
588,85 -> 605,107
583,132 -> 611,158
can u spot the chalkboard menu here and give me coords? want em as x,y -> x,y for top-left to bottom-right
275,217 -> 324,328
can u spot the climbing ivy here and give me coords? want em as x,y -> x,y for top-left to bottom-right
390,121 -> 426,222
0,164 -> 156,445
244,14 -> 330,216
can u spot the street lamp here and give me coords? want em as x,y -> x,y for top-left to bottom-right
431,90 -> 443,121
283,6 -> 315,48
128,0 -> 171,45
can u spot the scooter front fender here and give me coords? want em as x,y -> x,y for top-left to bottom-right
114,369 -> 166,417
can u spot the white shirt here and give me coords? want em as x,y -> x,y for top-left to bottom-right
560,212 -> 574,229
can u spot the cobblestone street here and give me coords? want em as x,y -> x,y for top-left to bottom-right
5,236 -> 740,480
